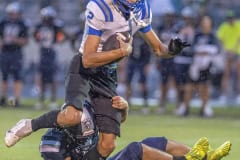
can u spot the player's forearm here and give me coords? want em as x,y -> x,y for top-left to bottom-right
14,37 -> 28,46
121,108 -> 128,123
141,30 -> 173,58
154,43 -> 173,58
82,49 -> 124,68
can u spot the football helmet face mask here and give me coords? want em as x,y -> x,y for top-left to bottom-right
113,0 -> 144,20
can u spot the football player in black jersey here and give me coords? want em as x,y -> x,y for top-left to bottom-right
34,6 -> 65,110
0,2 -> 28,107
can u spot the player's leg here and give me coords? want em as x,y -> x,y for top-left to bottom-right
236,57 -> 240,103
39,72 -> 47,105
12,52 -> 23,107
5,54 -> 89,147
198,82 -> 212,117
139,63 -> 149,108
47,50 -> 57,109
142,143 -> 181,160
141,137 -> 189,156
197,69 -> 213,117
83,97 -> 122,159
109,141 -> 182,160
157,59 -> 171,113
141,137 -> 209,159
109,141 -> 204,160
174,64 -> 188,109
125,61 -> 135,106
0,53 -> 10,106
221,52 -> 232,97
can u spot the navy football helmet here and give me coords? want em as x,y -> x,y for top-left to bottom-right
40,6 -> 57,18
113,0 -> 144,20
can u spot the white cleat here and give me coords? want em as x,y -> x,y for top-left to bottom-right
175,103 -> 187,116
5,119 -> 32,147
203,104 -> 214,118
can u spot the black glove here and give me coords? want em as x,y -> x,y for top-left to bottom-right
168,37 -> 191,55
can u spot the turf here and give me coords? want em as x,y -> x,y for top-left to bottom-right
0,103 -> 239,159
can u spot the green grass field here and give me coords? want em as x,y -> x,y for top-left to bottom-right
0,101 -> 239,159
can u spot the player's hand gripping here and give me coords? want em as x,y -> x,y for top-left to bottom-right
168,37 -> 191,56
112,96 -> 129,110
112,96 -> 129,123
116,33 -> 133,57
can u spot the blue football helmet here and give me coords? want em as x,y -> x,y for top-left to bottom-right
113,0 -> 145,20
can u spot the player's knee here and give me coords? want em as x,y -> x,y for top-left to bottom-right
98,135 -> 116,156
57,105 -> 82,126
100,139 -> 116,155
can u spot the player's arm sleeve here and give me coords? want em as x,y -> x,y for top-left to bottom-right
85,3 -> 105,37
19,22 -> 28,38
139,1 -> 153,34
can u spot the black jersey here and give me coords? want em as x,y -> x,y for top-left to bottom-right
128,36 -> 151,64
34,21 -> 63,49
0,18 -> 28,52
192,31 -> 220,54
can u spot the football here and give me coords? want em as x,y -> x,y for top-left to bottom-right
102,31 -> 131,51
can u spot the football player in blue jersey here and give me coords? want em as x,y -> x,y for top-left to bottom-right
5,0 -> 189,159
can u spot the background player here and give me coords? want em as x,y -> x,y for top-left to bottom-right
34,6 -> 65,110
125,34 -> 151,114
5,1 -> 189,160
0,2 -> 28,107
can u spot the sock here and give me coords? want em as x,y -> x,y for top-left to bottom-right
31,110 -> 60,131
173,156 -> 186,160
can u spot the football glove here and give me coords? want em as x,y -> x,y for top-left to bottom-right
168,37 -> 190,56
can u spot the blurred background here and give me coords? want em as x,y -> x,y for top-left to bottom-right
0,0 -> 240,115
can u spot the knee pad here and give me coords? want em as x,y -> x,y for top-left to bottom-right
141,137 -> 168,151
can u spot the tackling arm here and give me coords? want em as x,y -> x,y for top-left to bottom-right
112,96 -> 129,123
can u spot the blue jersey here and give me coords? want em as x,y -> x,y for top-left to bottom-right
79,0 -> 152,54
78,0 -> 153,98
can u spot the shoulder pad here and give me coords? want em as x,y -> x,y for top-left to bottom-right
87,0 -> 113,22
